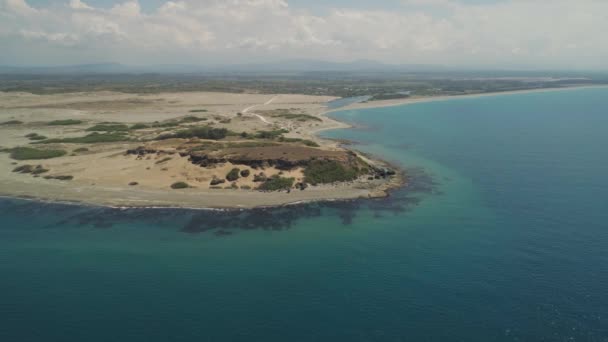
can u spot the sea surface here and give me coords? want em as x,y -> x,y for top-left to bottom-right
2,88 -> 608,341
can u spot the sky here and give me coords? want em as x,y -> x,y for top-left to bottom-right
1,0 -> 607,69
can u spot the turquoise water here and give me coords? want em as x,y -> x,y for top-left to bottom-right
2,88 -> 608,341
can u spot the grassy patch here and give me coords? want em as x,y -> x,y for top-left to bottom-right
171,182 -> 190,189
47,119 -> 83,126
258,175 -> 295,191
7,147 -> 67,160
189,109 -> 208,113
155,157 -> 172,164
304,160 -> 362,185
86,124 -> 130,132
34,132 -> 130,144
73,147 -> 89,153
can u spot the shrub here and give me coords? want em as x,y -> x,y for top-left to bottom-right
73,147 -> 89,153
34,132 -> 130,144
258,175 -> 295,191
273,113 -> 322,122
226,168 -> 240,181
155,157 -> 172,164
13,165 -> 34,173
171,182 -> 190,189
47,119 -> 82,126
253,173 -> 267,182
179,116 -> 207,123
189,109 -> 208,113
25,133 -> 47,141
86,124 -> 130,132
156,126 -> 228,140
130,123 -> 150,130
1,120 -> 23,125
304,160 -> 361,185
240,185 -> 252,190
8,147 -> 67,160
44,175 -> 73,181
240,169 -> 251,177
255,129 -> 288,140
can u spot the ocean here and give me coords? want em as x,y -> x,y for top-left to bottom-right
1,87 -> 607,341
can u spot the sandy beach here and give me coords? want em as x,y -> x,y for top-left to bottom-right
0,91 -> 401,209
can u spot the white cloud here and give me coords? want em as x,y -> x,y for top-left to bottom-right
0,0 -> 607,68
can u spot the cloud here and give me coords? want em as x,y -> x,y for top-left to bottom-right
0,0 -> 607,68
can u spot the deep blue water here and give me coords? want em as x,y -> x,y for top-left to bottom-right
1,88 -> 608,341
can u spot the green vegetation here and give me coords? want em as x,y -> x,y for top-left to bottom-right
86,124 -> 130,132
47,119 -> 83,126
155,157 -> 172,164
278,137 -> 320,147
34,132 -> 130,144
73,147 -> 89,153
44,175 -> 73,181
304,160 -> 362,185
258,175 -> 295,191
1,120 -> 23,125
179,116 -> 207,123
7,147 -> 67,160
25,133 -> 47,141
32,167 -> 50,175
240,169 -> 251,177
273,113 -> 322,122
130,123 -> 150,130
255,129 -> 289,140
156,126 -> 229,140
226,168 -> 240,182
189,109 -> 208,113
171,182 -> 190,189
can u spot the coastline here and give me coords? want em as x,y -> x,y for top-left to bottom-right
327,85 -> 608,113
2,85 -> 601,210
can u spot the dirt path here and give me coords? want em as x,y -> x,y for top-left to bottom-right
242,95 -> 279,125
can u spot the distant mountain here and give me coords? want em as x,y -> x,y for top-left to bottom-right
0,60 -> 447,74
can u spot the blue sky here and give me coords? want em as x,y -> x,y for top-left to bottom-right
1,0 -> 607,69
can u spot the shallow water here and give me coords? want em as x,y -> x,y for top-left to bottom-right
1,88 -> 608,341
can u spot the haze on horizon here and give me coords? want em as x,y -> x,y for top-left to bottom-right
1,0 -> 607,70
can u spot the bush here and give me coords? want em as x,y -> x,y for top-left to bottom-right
130,123 -> 150,130
171,182 -> 190,189
256,129 -> 288,140
258,175 -> 295,191
226,168 -> 240,181
156,126 -> 229,140
179,116 -> 207,123
86,124 -> 130,132
189,109 -> 208,113
304,160 -> 361,185
47,119 -> 82,126
25,133 -> 47,141
44,175 -> 73,181
240,169 -> 251,177
8,147 -> 67,160
34,132 -> 130,144
1,120 -> 23,125
73,147 -> 89,153
155,157 -> 172,164
253,173 -> 267,182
